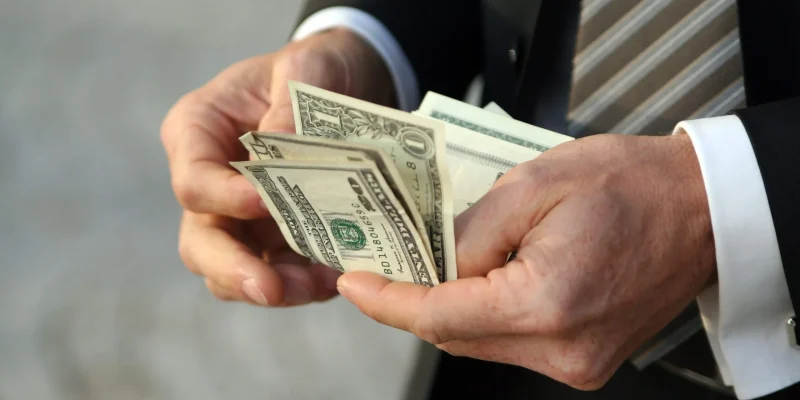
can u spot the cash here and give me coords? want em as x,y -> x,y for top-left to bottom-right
483,101 -> 511,117
288,81 -> 457,283
415,93 -> 573,216
233,82 -> 573,286
231,159 -> 439,286
417,92 -> 573,153
420,117 -> 544,215
239,132 -> 433,258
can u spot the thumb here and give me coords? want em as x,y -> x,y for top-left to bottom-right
258,40 -> 351,133
337,268 -> 522,343
258,97 -> 296,133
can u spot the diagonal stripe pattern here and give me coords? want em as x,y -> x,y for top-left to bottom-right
567,0 -> 743,137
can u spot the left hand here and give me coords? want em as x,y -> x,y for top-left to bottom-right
336,133 -> 717,390
160,28 -> 396,307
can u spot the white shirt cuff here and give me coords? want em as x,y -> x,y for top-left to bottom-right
292,6 -> 420,111
675,115 -> 800,399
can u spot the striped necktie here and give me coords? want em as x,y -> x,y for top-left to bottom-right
567,0 -> 743,137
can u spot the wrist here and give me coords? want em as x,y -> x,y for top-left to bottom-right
669,133 -> 718,289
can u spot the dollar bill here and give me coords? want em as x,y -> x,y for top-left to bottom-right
417,92 -> 573,153
411,114 -> 541,216
483,101 -> 511,117
288,81 -> 457,283
414,92 -> 574,215
231,159 -> 439,287
238,132 -> 433,257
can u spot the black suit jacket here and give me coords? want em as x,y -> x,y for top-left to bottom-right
297,0 -> 800,396
299,0 -> 800,341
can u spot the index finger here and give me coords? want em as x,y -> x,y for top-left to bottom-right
162,97 -> 268,220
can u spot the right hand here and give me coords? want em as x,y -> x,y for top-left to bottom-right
160,28 -> 397,307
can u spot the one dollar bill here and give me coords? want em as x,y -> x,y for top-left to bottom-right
231,159 -> 439,287
417,91 -> 573,153
415,92 -> 574,215
412,113 -> 542,216
288,81 -> 457,283
483,101 -> 511,117
238,131 -> 433,258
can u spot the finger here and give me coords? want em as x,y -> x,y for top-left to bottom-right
454,184 -> 524,278
267,263 -> 341,305
161,54 -> 274,159
170,125 -> 268,220
309,263 -> 343,301
204,277 -> 237,302
161,56 -> 274,220
337,262 -> 537,344
243,217 -> 339,305
179,212 -> 283,306
257,96 -> 296,133
454,168 -> 555,278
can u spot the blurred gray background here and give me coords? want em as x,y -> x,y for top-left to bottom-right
0,1 -> 430,399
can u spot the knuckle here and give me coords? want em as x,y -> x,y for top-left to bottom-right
499,161 -> 528,181
563,362 -> 607,390
505,161 -> 542,182
411,319 -> 445,345
274,46 -> 346,91
161,90 -> 201,144
492,164 -> 550,207
177,88 -> 204,108
285,46 -> 336,70
557,345 -> 612,390
172,174 -> 201,211
518,167 -> 548,196
178,235 -> 199,275
575,378 -> 608,392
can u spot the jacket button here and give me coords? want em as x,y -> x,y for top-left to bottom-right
508,47 -> 518,64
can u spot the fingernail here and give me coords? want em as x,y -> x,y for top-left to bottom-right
242,278 -> 269,306
336,276 -> 351,297
283,280 -> 312,305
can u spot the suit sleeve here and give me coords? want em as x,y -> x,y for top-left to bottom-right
735,98 -> 800,322
297,0 -> 482,102
733,0 -> 800,327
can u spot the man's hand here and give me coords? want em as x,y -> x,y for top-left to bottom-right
161,28 -> 396,307
336,133 -> 717,389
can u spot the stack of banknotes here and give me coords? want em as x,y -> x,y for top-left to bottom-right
232,81 -> 573,287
